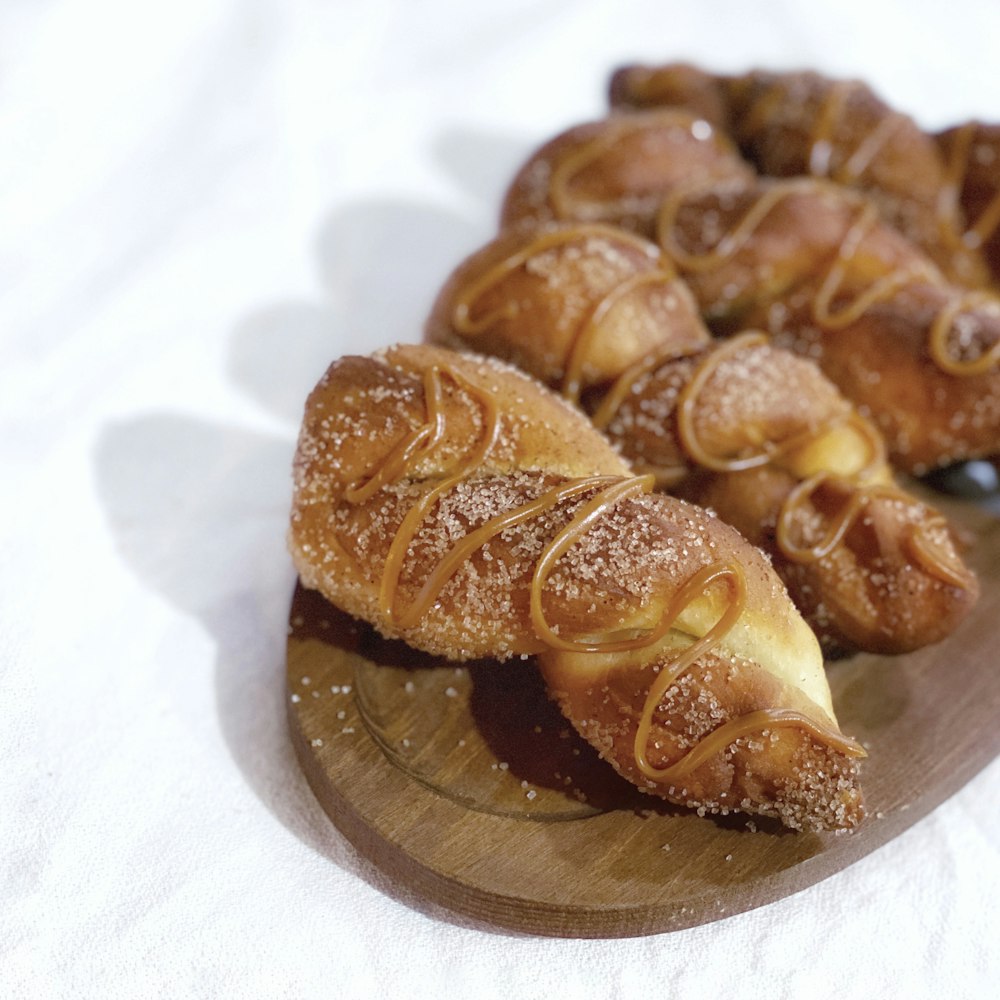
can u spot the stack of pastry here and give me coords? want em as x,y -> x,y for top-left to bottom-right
425,222 -> 978,654
498,79 -> 1000,475
289,63 -> 997,835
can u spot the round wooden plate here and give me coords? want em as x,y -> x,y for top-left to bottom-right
286,491 -> 1000,938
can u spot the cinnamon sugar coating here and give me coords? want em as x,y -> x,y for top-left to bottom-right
499,104 -> 1000,473
542,647 -> 862,832
685,466 -> 978,654
425,222 -> 709,397
289,343 -> 863,830
426,225 -> 978,652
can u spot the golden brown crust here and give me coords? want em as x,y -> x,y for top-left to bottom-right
499,109 -> 753,238
498,109 -> 1000,472
290,343 -> 864,830
424,224 -> 978,652
661,176 -> 1000,472
682,466 -> 979,654
541,648 -> 863,831
425,222 -> 709,397
610,63 -> 989,287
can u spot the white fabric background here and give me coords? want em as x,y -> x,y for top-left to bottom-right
3,1 -> 999,996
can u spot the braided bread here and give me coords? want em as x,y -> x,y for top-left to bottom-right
289,343 -> 865,831
425,223 -> 978,653
608,62 -> 990,289
500,109 -> 1000,474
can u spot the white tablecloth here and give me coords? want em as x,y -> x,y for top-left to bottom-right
4,1 -> 999,996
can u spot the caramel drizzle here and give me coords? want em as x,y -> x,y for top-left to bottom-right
906,515 -> 972,589
548,122 -> 633,221
400,474 -> 620,631
546,112 -> 711,222
837,112 -> 907,185
631,563 -> 863,783
942,122 -> 1000,251
594,328 -> 886,486
590,339 -> 704,433
677,331 -> 889,478
677,331 -> 807,472
344,364 -> 502,624
450,224 -> 677,403
344,359 -> 864,784
811,201 -> 937,329
741,78 -> 904,185
650,708 -> 865,782
776,473 -> 968,588
657,177 -> 1000,376
776,473 -> 909,564
804,80 -> 907,186
928,290 -> 1000,375
657,178 -> 818,274
588,338 -> 707,487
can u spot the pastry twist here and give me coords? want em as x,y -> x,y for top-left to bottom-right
608,62 -> 990,288
500,109 -> 1000,474
425,223 -> 978,653
499,108 -> 754,240
289,343 -> 865,830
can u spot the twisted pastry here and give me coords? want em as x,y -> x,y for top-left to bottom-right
426,223 -> 978,653
659,174 -> 1000,473
289,343 -> 865,830
608,62 -> 990,288
499,108 -> 753,239
500,109 -> 1000,474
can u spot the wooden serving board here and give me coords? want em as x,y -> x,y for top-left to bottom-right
286,491 -> 1000,938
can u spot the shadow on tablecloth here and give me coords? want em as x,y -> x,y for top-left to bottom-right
92,178 -> 554,933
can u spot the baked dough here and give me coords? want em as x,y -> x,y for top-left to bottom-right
609,62 -> 990,287
499,109 -> 1000,473
289,343 -> 865,830
426,223 -> 978,652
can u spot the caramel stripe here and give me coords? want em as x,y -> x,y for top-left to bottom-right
906,516 -> 974,589
811,202 -> 937,329
776,472 -> 969,590
368,365 -> 502,622
343,357 -> 865,784
802,79 -> 908,185
676,331 -> 777,471
837,111 -> 907,184
450,224 -> 676,402
546,112 -> 705,221
561,269 -> 677,402
657,709 -> 866,782
777,473 -> 910,564
656,177 -> 1000,377
676,332 -> 886,475
590,340 -> 703,432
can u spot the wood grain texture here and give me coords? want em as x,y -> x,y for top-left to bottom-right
286,490 -> 1000,938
